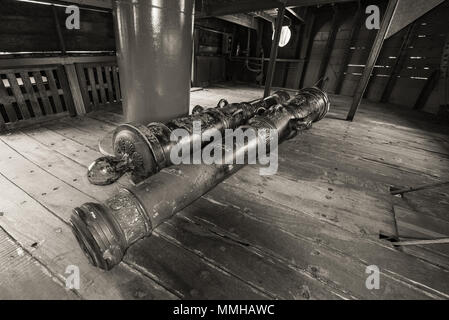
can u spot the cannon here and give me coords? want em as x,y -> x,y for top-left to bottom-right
87,91 -> 290,185
71,87 -> 330,270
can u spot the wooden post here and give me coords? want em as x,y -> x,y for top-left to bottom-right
439,34 -> 449,111
380,22 -> 417,103
264,1 -> 286,98
294,9 -> 316,90
334,4 -> 363,94
64,64 -> 87,115
192,28 -> 200,87
286,7 -> 305,23
414,70 -> 440,110
346,0 -> 400,122
52,5 -> 66,55
316,5 -> 341,89
56,66 -> 77,116
113,0 -> 195,124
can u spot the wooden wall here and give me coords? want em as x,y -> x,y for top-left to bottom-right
0,65 -> 75,130
0,56 -> 120,131
0,0 -> 117,131
288,1 -> 449,113
193,18 -> 236,87
256,0 -> 449,115
0,0 -> 115,54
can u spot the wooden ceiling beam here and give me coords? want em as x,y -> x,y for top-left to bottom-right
217,13 -> 260,31
386,0 -> 445,38
200,0 -> 355,18
286,7 -> 305,23
252,10 -> 277,24
47,0 -> 112,9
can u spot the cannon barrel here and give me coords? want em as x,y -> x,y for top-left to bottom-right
72,87 -> 330,270
87,91 -> 290,185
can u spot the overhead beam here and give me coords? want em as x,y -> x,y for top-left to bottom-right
217,13 -> 259,30
251,11 -> 291,26
61,0 -> 111,7
200,0 -> 354,18
40,0 -> 112,9
386,0 -> 445,38
264,3 -> 287,98
253,10 -> 276,24
346,0 -> 400,121
286,7 -> 305,23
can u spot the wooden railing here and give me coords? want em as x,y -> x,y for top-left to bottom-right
0,55 -> 119,132
75,61 -> 121,113
0,65 -> 75,131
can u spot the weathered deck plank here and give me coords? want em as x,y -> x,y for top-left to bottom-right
0,227 -> 78,300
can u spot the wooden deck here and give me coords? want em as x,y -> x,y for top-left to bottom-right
0,84 -> 448,300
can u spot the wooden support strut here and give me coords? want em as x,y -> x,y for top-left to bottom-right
264,2 -> 287,98
52,5 -> 66,55
413,69 -> 440,110
316,5 -> 342,90
64,64 -> 87,115
380,22 -> 417,103
201,0 -> 355,18
334,4 -> 363,94
439,34 -> 449,111
295,9 -> 316,90
346,0 -> 400,122
286,7 -> 305,23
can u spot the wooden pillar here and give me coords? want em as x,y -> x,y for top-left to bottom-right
316,6 -> 342,89
256,20 -> 264,55
439,34 -> 449,112
192,28 -> 199,86
256,21 -> 265,86
113,0 -> 195,124
413,69 -> 440,110
64,64 -> 87,115
52,5 -> 66,55
380,22 -> 417,103
264,2 -> 286,98
334,5 -> 363,94
346,0 -> 400,122
294,10 -> 316,90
